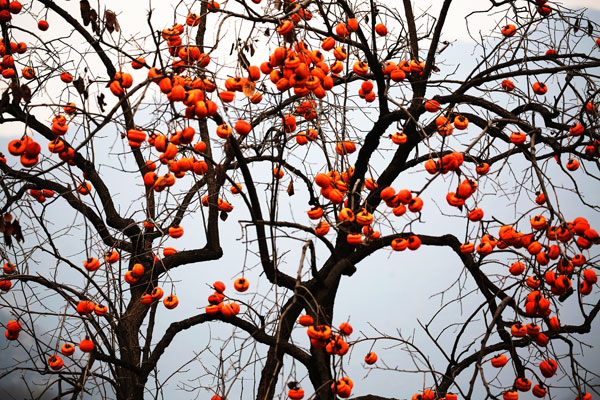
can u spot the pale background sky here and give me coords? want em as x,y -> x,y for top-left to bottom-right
1,0 -> 599,399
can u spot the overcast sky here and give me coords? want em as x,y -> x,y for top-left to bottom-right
1,0 -> 599,399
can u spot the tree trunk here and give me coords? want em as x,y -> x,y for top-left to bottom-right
115,301 -> 148,399
114,368 -> 146,400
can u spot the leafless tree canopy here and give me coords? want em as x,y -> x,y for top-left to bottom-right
0,0 -> 599,399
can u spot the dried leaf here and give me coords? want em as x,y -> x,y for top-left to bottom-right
286,180 -> 295,196
238,51 -> 250,69
4,223 -> 13,236
97,93 -> 106,113
3,219 -> 24,246
3,231 -> 11,248
284,31 -> 295,45
11,220 -> 23,244
587,20 -> 593,36
219,211 -> 229,221
105,10 -> 119,33
90,9 -> 99,35
73,77 -> 88,99
574,17 -> 580,33
242,81 -> 255,97
20,84 -> 31,103
80,0 -> 91,26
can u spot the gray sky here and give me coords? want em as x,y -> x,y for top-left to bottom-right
1,1 -> 600,399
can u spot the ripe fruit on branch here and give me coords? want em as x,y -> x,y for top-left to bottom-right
501,24 -> 517,37
60,72 -> 73,83
233,277 -> 249,292
502,79 -> 515,91
48,355 -> 63,370
61,343 -> 75,356
364,352 -> 377,365
532,81 -> 548,95
491,354 -> 508,367
163,295 -> 179,309
79,338 -> 94,352
424,99 -> 440,112
375,23 -> 388,36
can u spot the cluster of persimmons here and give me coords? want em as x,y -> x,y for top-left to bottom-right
1,0 -> 599,398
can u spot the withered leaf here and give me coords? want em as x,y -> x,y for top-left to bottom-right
2,218 -> 24,246
587,20 -> 593,36
105,10 -> 120,33
73,77 -> 88,99
90,9 -> 99,35
574,17 -> 580,33
242,81 -> 255,97
4,223 -> 13,236
97,93 -> 106,113
80,0 -> 91,26
238,51 -> 250,69
3,231 -> 11,248
20,84 -> 31,103
11,220 -> 24,244
286,180 -> 294,196
219,211 -> 229,221
284,31 -> 295,45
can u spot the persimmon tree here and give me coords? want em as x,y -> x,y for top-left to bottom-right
1,0 -> 600,399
